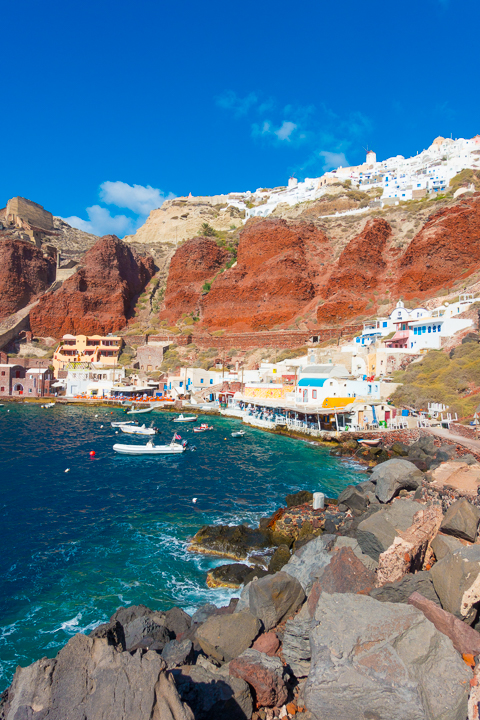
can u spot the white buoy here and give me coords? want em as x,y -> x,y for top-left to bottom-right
115,431 -> 118,434
100,425 -> 104,428
313,492 -> 325,510
95,414 -> 98,418
192,498 -> 197,503
65,469 -> 70,473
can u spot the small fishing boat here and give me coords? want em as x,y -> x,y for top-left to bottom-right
173,414 -> 197,423
120,423 -> 157,436
113,435 -> 187,455
231,430 -> 246,438
41,402 -> 56,409
111,420 -> 138,428
125,406 -> 153,415
193,423 -> 213,433
359,438 -> 382,447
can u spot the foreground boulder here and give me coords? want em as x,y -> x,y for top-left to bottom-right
283,535 -> 336,592
307,546 -> 375,616
230,648 -> 288,707
372,458 -> 423,503
305,593 -> 471,720
237,571 -> 305,631
282,603 -> 312,678
431,545 -> 480,624
370,570 -> 440,605
440,497 -> 480,542
196,610 -> 261,663
0,633 -> 193,720
356,499 -> 420,560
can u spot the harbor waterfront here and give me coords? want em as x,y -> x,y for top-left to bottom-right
0,403 -> 361,691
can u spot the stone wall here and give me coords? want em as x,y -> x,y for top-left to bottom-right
190,324 -> 363,351
149,334 -> 192,346
136,345 -> 167,371
449,423 -> 477,440
5,197 -> 54,231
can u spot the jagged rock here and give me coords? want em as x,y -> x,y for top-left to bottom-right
333,536 -> 378,572
230,648 -> 288,707
0,633 -> 194,720
282,604 -> 312,678
196,610 -> 261,663
305,593 -> 471,720
172,663 -> 252,720
191,603 -> 218,624
165,607 -> 192,638
283,534 -> 336,592
89,619 -> 126,649
370,570 -> 440,605
207,563 -> 253,588
238,571 -> 305,631
356,499 -> 420,560
0,237 -> 56,319
408,592 -> 480,656
110,604 -> 160,626
440,497 -> 480,542
306,547 -> 375,616
336,485 -> 368,516
431,545 -> 480,624
189,524 -> 270,561
243,566 -> 269,584
286,490 -> 313,507
431,532 -> 465,560
161,639 -> 194,669
123,615 -> 171,652
371,458 -> 423,503
268,544 -> 291,573
375,504 -> 443,586
252,631 -> 280,656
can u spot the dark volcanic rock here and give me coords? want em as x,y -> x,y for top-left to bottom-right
440,497 -> 480,542
408,592 -> 480,657
207,563 -> 255,588
336,485 -> 369,516
172,664 -> 252,720
238,571 -> 305,631
431,544 -> 480,624
164,607 -> 192,638
190,523 -> 271,561
268,544 -> 291,573
371,458 -> 423,503
161,639 -> 195,669
286,490 -> 313,508
307,547 -> 375,616
196,610 -> 261,663
0,237 -> 56,320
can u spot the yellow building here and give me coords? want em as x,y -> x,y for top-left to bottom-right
53,334 -> 123,374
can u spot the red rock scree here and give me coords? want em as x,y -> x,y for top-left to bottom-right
30,235 -> 155,337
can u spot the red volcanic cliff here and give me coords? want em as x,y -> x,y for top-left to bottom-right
160,236 -> 228,324
396,195 -> 480,297
317,218 -> 391,325
201,220 -> 331,331
0,236 -> 55,320
30,235 -> 155,336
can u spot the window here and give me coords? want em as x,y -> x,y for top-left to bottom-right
433,325 -> 436,332
28,388 -> 32,393
422,326 -> 426,334
0,371 -> 4,376
312,390 -> 317,399
382,321 -> 388,327
428,326 -> 431,333
200,379 -> 204,384
0,387 -> 3,391
210,379 -> 213,385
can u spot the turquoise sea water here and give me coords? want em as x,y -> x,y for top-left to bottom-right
0,403 -> 362,690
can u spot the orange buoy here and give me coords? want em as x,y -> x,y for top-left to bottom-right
89,451 -> 96,457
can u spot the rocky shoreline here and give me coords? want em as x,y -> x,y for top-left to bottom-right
3,435 -> 480,719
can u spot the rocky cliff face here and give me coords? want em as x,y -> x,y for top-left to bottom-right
158,195 -> 480,331
396,195 -> 480,296
0,236 -> 56,320
161,237 -> 229,323
30,235 -> 155,337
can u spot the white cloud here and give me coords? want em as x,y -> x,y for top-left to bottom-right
62,180 -> 175,238
99,181 -> 175,216
318,150 -> 349,171
63,205 -> 136,237
275,121 -> 297,141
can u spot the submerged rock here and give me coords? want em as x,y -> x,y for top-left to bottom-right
206,563 -> 254,588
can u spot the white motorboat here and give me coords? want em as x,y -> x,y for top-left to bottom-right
111,420 -> 138,428
41,402 -> 56,409
231,430 -> 246,438
126,406 -> 153,415
119,423 -> 156,436
193,423 -> 213,433
173,414 -> 197,423
113,435 -> 187,455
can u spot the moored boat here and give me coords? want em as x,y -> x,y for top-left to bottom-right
111,420 -> 139,427
231,430 -> 246,438
193,423 -> 213,433
359,438 -> 382,447
113,435 -> 187,455
119,423 -> 157,436
173,414 -> 197,423
41,402 -> 56,409
125,406 -> 153,415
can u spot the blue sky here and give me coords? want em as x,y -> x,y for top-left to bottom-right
1,0 -> 478,237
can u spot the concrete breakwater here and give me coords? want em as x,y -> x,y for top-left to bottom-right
3,432 -> 480,719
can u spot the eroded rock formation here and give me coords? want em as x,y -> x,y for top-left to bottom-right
30,235 -> 155,336
0,237 -> 56,320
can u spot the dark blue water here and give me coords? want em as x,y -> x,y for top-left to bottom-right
0,403 -> 362,689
